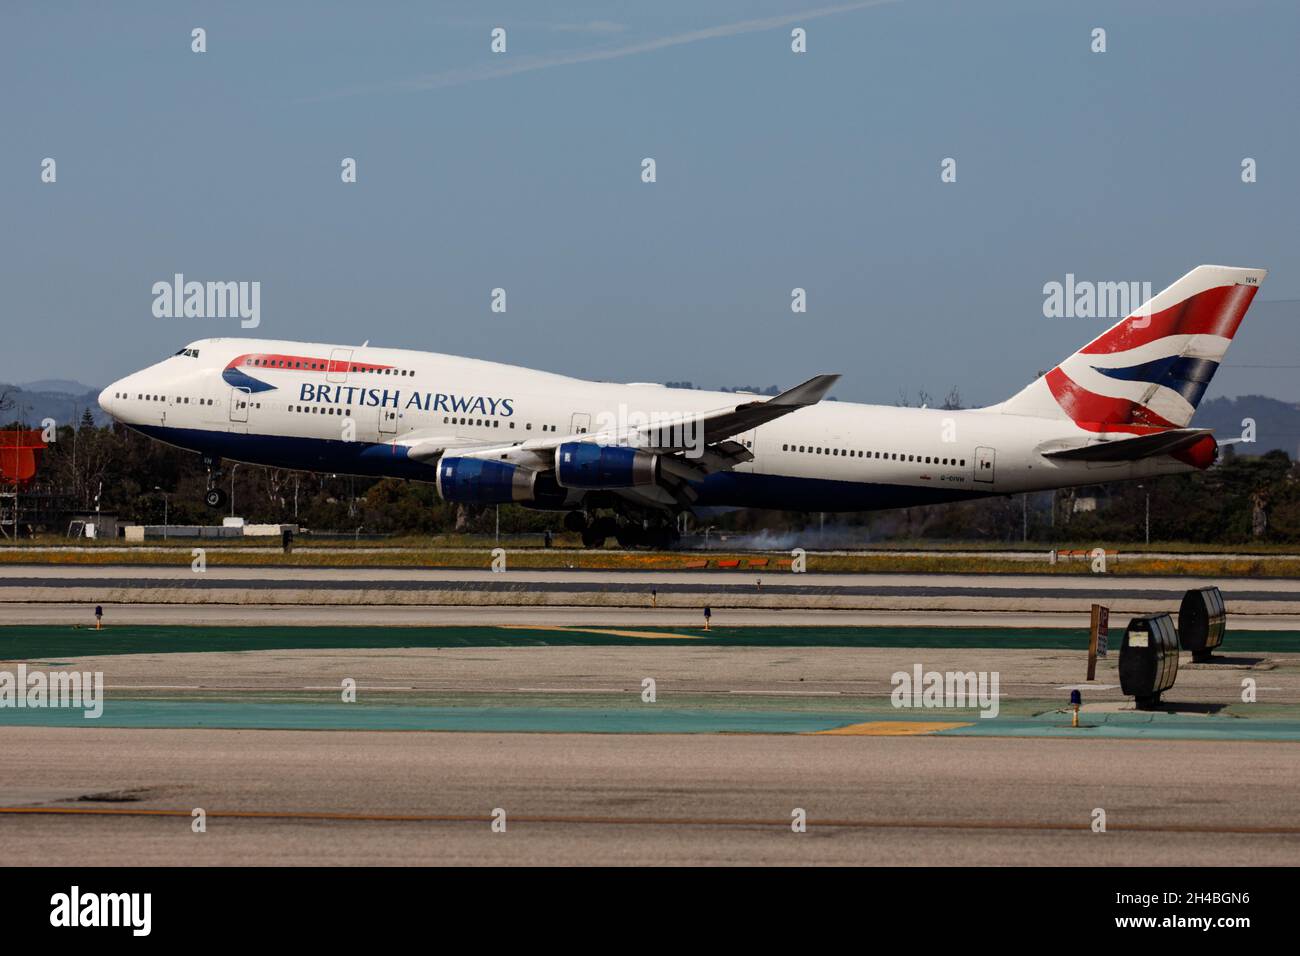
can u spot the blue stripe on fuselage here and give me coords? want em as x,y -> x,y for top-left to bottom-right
221,367 -> 276,393
131,424 -> 997,512
132,424 -> 437,480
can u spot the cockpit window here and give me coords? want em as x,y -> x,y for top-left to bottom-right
173,348 -> 200,358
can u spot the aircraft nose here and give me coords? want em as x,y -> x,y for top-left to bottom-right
98,384 -> 117,417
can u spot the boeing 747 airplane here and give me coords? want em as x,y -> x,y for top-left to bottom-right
99,265 -> 1265,547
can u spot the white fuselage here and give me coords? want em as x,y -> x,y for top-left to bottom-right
99,338 -> 1199,514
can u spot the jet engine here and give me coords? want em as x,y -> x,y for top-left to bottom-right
555,442 -> 658,489
436,457 -> 537,504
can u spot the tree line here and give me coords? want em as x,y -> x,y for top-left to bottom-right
10,416 -> 1299,543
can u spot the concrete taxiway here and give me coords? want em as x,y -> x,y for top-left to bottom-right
2,729 -> 1297,865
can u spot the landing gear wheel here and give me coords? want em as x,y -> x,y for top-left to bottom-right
583,517 -> 618,549
644,525 -> 680,550
205,488 -> 228,509
615,524 -> 643,548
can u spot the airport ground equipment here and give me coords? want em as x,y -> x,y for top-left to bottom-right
1178,586 -> 1226,663
1119,613 -> 1180,709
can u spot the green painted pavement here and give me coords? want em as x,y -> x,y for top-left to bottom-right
0,700 -> 859,734
943,711 -> 1300,741
4,624 -> 1300,659
2,699 -> 1298,740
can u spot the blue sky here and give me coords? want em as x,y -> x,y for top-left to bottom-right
2,0 -> 1297,405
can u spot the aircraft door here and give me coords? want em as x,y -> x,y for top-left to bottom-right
229,387 -> 250,423
732,428 -> 758,473
570,412 -> 591,435
974,446 -> 995,483
378,407 -> 398,435
328,348 -> 352,384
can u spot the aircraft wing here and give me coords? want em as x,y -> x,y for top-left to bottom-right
666,373 -> 841,450
369,431 -> 502,464
437,373 -> 840,473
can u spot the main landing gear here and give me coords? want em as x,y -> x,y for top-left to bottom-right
567,511 -> 681,550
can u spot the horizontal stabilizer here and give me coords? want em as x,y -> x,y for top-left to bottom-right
1042,428 -> 1214,462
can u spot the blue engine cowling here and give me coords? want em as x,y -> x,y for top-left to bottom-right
436,457 -> 536,504
555,442 -> 658,489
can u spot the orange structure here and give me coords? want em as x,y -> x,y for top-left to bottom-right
0,429 -> 47,485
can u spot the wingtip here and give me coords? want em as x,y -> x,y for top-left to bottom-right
772,372 -> 841,406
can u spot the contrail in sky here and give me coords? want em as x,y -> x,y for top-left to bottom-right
324,1 -> 899,98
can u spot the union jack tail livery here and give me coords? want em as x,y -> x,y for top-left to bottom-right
995,265 -> 1266,434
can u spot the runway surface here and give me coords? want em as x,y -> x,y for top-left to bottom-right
4,565 -> 1299,617
7,602 -> 1300,629
3,626 -> 1298,864
7,565 -> 1299,590
3,728 -> 1296,865
4,564 -> 1297,865
5,545 -> 1299,562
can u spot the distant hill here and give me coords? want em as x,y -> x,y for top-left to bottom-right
662,382 -> 781,395
20,379 -> 99,395
0,382 -> 107,428
1195,395 -> 1300,457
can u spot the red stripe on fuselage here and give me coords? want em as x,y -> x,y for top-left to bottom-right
1079,284 -> 1257,355
225,353 -> 395,375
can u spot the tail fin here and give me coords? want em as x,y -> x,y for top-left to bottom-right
994,265 -> 1266,432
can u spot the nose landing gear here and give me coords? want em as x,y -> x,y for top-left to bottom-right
203,456 -> 228,510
